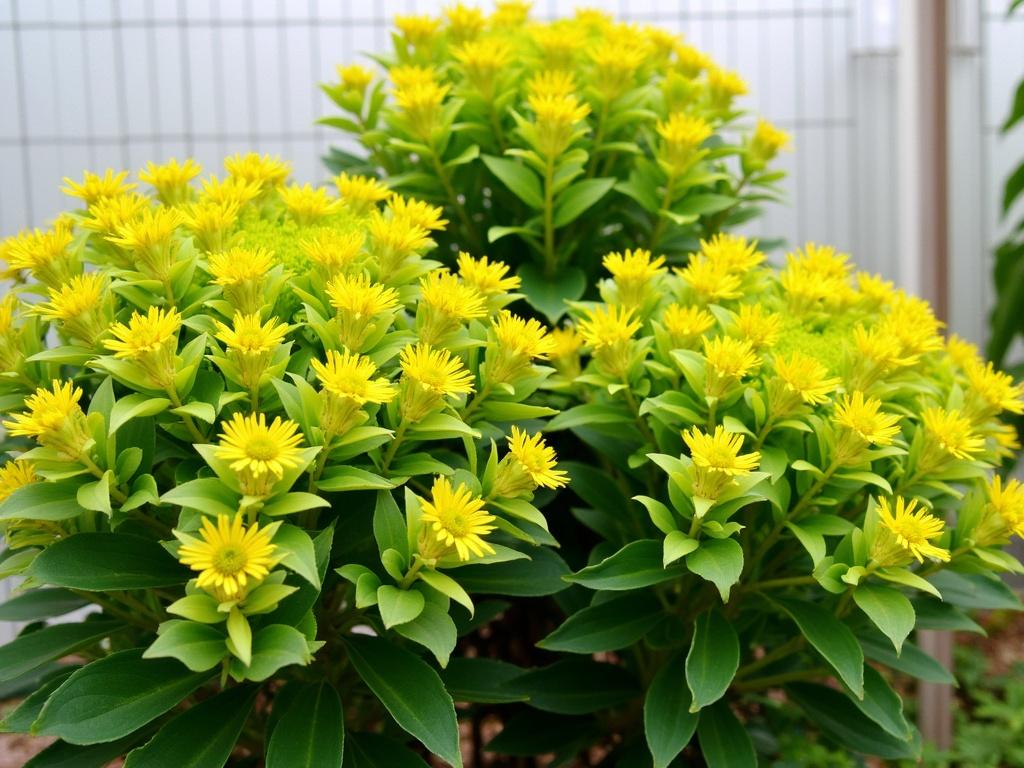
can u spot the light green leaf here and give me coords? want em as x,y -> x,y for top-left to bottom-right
568,540 -> 682,591
777,598 -> 864,697
482,155 -> 543,208
686,538 -> 743,602
377,585 -> 426,629
552,177 -> 615,227
144,621 -> 226,672
853,584 -> 915,654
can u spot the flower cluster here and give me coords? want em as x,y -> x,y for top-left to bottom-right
0,155 -> 566,696
323,1 -> 788,321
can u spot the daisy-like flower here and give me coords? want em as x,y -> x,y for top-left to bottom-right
326,272 -> 400,350
549,326 -> 583,378
3,222 -> 77,287
527,91 -> 591,157
224,153 -> 291,195
104,306 -> 182,389
299,229 -> 366,278
675,256 -> 743,303
444,2 -> 485,43
527,69 -> 577,100
920,407 -> 984,466
419,476 -> 496,561
983,476 -> 1024,541
963,359 -> 1024,419
746,119 -> 789,168
485,311 -> 556,384
945,334 -> 981,371
453,39 -> 511,96
394,80 -> 451,141
701,233 -> 765,275
0,461 -> 38,503
279,183 -> 342,226
2,381 -> 91,459
394,14 -> 441,48
855,271 -> 897,308
33,273 -> 111,346
215,313 -> 289,394
81,193 -> 151,238
106,207 -> 184,280
199,175 -> 263,208
208,246 -> 275,315
335,173 -> 391,215
491,426 -> 569,497
589,39 -> 646,99
703,336 -> 760,399
399,343 -> 475,422
417,270 -> 488,345
769,351 -> 840,412
683,425 -> 761,503
603,249 -> 666,306
731,303 -> 782,351
176,514 -> 280,601
662,304 -> 715,348
180,199 -> 240,253
215,413 -> 305,497
390,64 -> 439,91
847,324 -> 918,391
139,158 -> 202,205
531,26 -> 584,70
312,349 -> 396,435
457,253 -> 521,297
388,195 -> 449,233
366,209 -> 433,276
656,113 -> 712,173
779,242 -> 854,311
336,64 -> 375,94
491,0 -> 531,27
871,495 -> 950,565
61,169 -> 137,206
832,391 -> 902,464
673,42 -> 713,78
577,304 -> 642,377
707,66 -> 748,109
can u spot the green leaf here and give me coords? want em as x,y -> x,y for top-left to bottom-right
859,634 -> 955,684
538,592 -> 663,653
0,667 -> 78,733
850,665 -> 912,740
233,624 -> 312,682
0,482 -> 84,522
777,598 -> 864,697
344,732 -> 431,768
373,490 -> 409,561
644,654 -> 697,768
1004,157 -> 1024,213
481,155 -> 543,208
344,634 -> 461,767
267,682 -> 344,768
0,589 -> 87,622
517,263 -> 586,323
552,177 -> 616,227
316,466 -> 394,492
568,540 -> 683,591
123,684 -> 257,768
686,538 -> 743,602
439,658 -> 528,704
927,570 -> 1023,611
393,602 -> 458,667
76,474 -> 112,515
0,621 -> 123,682
787,683 -> 919,759
377,585 -> 426,629
143,621 -> 226,672
30,533 -> 188,590
662,531 -> 698,566
274,525 -> 321,588
451,546 -> 570,596
418,568 -> 473,615
33,649 -> 209,745
545,403 -> 632,432
696,701 -> 757,768
674,193 -> 736,217
1003,77 -> 1024,131
686,610 -> 739,712
109,394 -> 171,436
853,584 -> 915,654
511,658 -> 638,714
24,732 -> 149,768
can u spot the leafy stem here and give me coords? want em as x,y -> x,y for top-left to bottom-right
542,155 -> 557,277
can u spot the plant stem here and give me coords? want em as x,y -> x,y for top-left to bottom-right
736,636 -> 805,679
648,173 -> 677,253
164,384 -> 208,443
734,667 -> 826,692
461,383 -> 492,422
542,155 -> 557,277
381,419 -> 409,472
430,151 -> 478,252
398,557 -> 424,589
749,574 -> 816,591
79,453 -> 128,504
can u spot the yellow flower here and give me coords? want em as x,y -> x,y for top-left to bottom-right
578,304 -> 641,378
81,193 -> 151,237
180,199 -> 240,253
673,43 -> 713,78
656,113 -> 712,172
311,350 -> 397,435
848,325 -> 917,390
299,229 -> 366,277
366,209 -> 432,276
337,63 -> 374,93
872,496 -> 950,565
731,303 -> 782,351
176,514 -> 279,601
335,173 -> 391,215
549,326 -> 583,378
326,273 -> 400,350
106,207 -> 184,280
701,233 -> 764,275
527,70 -> 577,100
419,476 -> 495,561
394,80 -> 451,141
683,425 -> 760,504
391,65 -> 438,91
780,244 -> 855,311
453,39 -> 511,95
964,359 -> 1024,418
506,426 -> 568,489
0,295 -> 24,373
417,270 -> 488,344
879,295 -> 944,361
61,169 -> 137,206
33,273 -> 111,345
703,336 -> 760,398
771,351 -> 840,407
945,334 -> 981,371
215,413 -> 305,497
199,174 -> 263,208
491,0 -> 532,27
707,66 -> 748,108
603,249 -> 666,306
530,24 -> 584,69
279,183 -> 342,226
208,246 -> 275,315
662,304 -> 715,347
856,271 -> 897,307
444,3 -> 485,42
139,158 -> 202,205
833,391 -> 901,463
215,312 -> 289,392
2,381 -> 90,459
399,343 -> 475,421
104,307 -> 182,388
0,461 -> 38,503
527,91 -> 591,157
395,14 -> 441,48
3,222 -> 77,287
388,195 -> 448,232
984,476 -> 1024,541
486,311 -> 556,383
675,256 -> 742,302
746,119 -> 789,168
918,407 -> 984,471
590,39 -> 646,99
457,253 -> 521,296
224,153 -> 291,193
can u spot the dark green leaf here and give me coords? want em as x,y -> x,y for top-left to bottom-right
25,732 -> 148,768
1004,157 -> 1024,213
538,591 -> 663,653
552,178 -> 616,227
484,710 -> 597,758
777,598 -> 864,697
849,665 -> 911,740
267,681 -> 344,768
511,658 -> 638,714
859,634 -> 955,684
517,263 -> 586,323
0,667 -> 78,733
392,602 -> 458,667
927,570 -> 1023,611
686,610 -> 739,711
233,625 -> 312,682
696,701 -> 756,768
481,155 -> 543,209
568,540 -> 683,591
644,654 -> 697,768
0,621 -> 122,682
143,621 -> 227,672
29,533 -> 189,591
451,546 -> 570,596
344,634 -> 461,767
0,589 -> 87,622
439,658 -> 528,703
343,732 -> 430,768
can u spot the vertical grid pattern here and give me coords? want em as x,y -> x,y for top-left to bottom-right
0,0 -> 860,264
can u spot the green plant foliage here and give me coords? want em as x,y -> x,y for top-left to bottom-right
322,4 -> 787,320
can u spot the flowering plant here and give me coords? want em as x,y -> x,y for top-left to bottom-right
512,239 -> 1024,764
0,155 -> 569,766
322,2 -> 787,321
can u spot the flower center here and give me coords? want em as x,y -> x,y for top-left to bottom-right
214,545 -> 245,575
245,437 -> 279,461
